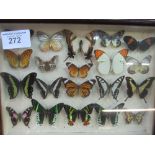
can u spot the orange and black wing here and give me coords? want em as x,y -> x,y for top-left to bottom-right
19,49 -> 32,68
62,78 -> 78,97
79,79 -> 96,97
66,62 -> 79,77
79,63 -> 93,78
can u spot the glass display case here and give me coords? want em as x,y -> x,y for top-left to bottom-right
0,20 -> 155,134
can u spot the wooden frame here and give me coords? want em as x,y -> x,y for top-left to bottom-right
0,19 -> 155,135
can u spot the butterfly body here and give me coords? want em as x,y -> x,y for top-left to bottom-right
0,72 -> 37,99
125,77 -> 155,102
66,62 -> 93,78
125,112 -> 145,124
6,107 -> 33,127
94,103 -> 124,125
62,78 -> 96,97
123,36 -> 155,51
35,77 -> 62,99
64,104 -> 95,126
4,49 -> 32,68
96,76 -> 124,101
31,99 -> 64,125
94,49 -> 128,75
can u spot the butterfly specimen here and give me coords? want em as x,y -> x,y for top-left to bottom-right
31,99 -> 64,125
35,77 -> 62,99
125,77 -> 155,103
37,31 -> 63,52
126,55 -> 152,74
94,49 -> 128,74
64,104 -> 95,126
4,49 -> 32,68
0,72 -> 37,99
35,55 -> 58,72
96,76 -> 125,101
124,112 -> 145,124
93,103 -> 124,126
62,29 -> 77,61
66,62 -> 93,78
6,106 -> 33,127
123,36 -> 155,51
62,78 -> 96,97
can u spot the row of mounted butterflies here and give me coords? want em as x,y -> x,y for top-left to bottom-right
6,99 -> 146,127
2,29 -> 155,75
0,72 -> 155,103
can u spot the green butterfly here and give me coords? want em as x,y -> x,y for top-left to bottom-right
31,99 -> 64,125
0,72 -> 37,99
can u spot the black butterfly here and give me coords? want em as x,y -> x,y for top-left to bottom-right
62,29 -> 77,61
125,77 -> 155,103
31,99 -> 64,125
96,76 -> 125,101
64,104 -> 95,126
6,106 -> 33,127
35,77 -> 62,99
93,103 -> 124,126
123,36 -> 155,51
0,72 -> 37,99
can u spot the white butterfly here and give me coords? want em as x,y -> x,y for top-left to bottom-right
94,49 -> 128,75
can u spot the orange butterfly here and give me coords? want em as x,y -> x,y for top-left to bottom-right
63,78 -> 96,97
66,62 -> 93,78
4,49 -> 32,68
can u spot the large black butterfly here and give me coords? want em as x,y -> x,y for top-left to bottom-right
123,36 -> 155,51
35,77 -> 62,99
96,76 -> 125,101
64,104 -> 95,126
125,77 -> 155,103
0,72 -> 37,99
6,106 -> 33,127
93,103 -> 124,126
31,99 -> 64,125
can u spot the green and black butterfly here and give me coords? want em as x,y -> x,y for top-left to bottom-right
93,103 -> 124,126
64,104 -> 95,126
0,72 -> 37,99
31,99 -> 64,125
125,77 -> 155,103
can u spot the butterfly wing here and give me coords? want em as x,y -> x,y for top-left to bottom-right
112,49 -> 128,74
99,31 -> 111,47
138,77 -> 155,99
47,55 -> 58,71
35,78 -> 49,99
79,79 -> 96,97
6,107 -> 19,126
94,50 -> 111,75
0,72 -> 20,99
19,49 -> 32,68
21,72 -> 37,98
62,78 -> 78,97
48,103 -> 64,125
124,112 -> 134,124
49,77 -> 62,98
64,104 -> 78,126
4,50 -> 19,68
80,104 -> 95,126
31,99 -> 45,124
123,36 -> 138,51
66,62 -> 79,77
111,76 -> 125,101
79,63 -> 93,78
135,112 -> 145,124
109,103 -> 124,125
125,77 -> 137,100
139,37 -> 155,51
111,30 -> 125,47
22,107 -> 33,127
95,76 -> 109,99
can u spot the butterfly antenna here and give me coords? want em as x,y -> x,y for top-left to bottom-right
64,56 -> 69,62
144,98 -> 147,104
124,97 -> 129,102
